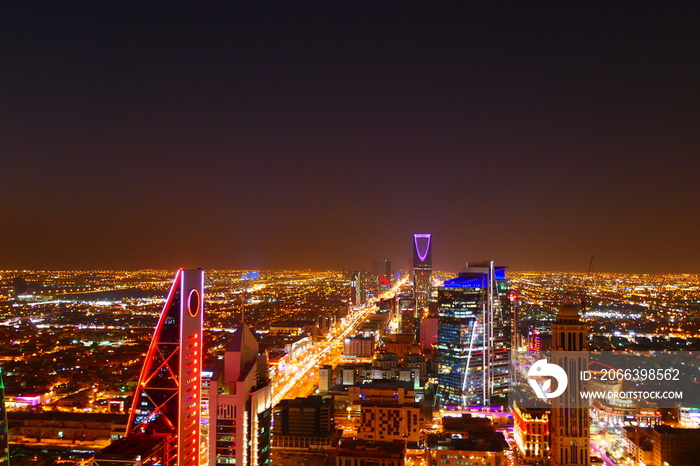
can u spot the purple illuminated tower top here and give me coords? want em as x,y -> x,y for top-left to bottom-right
413,234 -> 432,265
413,233 -> 432,311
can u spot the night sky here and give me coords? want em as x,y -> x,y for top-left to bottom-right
2,3 -> 700,273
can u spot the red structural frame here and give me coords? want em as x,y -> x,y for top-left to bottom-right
127,269 -> 183,435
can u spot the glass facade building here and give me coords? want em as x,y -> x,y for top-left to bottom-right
437,262 -> 510,407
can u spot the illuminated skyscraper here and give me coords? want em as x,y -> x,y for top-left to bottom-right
350,270 -> 363,306
209,323 -> 272,466
109,269 -> 204,466
412,234 -> 432,310
437,261 -> 510,407
550,304 -> 590,466
0,366 -> 8,466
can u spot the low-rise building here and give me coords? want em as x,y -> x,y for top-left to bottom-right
93,432 -> 170,466
272,395 -> 340,450
429,415 -> 507,466
622,426 -> 653,466
428,436 -> 506,466
679,406 -> 700,428
16,412 -> 127,446
513,405 -> 549,462
651,425 -> 700,466
348,381 -> 415,405
344,336 -> 375,358
623,425 -> 700,466
358,404 -> 421,443
336,439 -> 405,466
590,396 -> 659,429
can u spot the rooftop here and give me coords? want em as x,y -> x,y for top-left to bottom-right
8,411 -> 127,423
96,433 -> 170,459
431,435 -> 507,453
338,439 -> 405,457
275,395 -> 332,409
654,425 -> 700,435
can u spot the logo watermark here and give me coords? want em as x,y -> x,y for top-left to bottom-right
511,351 -> 700,409
527,359 -> 568,400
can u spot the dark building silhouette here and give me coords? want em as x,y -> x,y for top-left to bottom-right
12,276 -> 28,298
93,433 -> 169,466
272,395 -> 337,449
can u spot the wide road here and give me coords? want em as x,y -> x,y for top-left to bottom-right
270,277 -> 409,405
590,440 -> 617,466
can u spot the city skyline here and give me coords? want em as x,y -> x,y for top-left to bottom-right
2,4 -> 700,273
3,267 -> 700,465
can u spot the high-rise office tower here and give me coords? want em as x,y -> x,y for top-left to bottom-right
374,253 -> 392,280
398,298 -> 417,336
318,365 -> 333,393
550,304 -> 590,466
350,270 -> 363,305
412,234 -> 432,310
437,261 -> 510,407
126,268 -> 204,466
0,366 -> 8,466
209,323 -> 272,466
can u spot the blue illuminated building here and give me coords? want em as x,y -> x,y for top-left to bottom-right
437,262 -> 511,407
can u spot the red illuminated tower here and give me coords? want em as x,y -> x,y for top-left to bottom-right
124,268 -> 204,466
